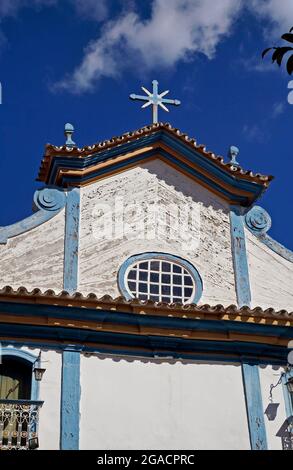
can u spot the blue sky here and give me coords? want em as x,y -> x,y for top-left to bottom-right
0,0 -> 293,249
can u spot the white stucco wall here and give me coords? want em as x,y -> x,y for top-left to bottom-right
0,210 -> 65,292
245,228 -> 293,311
78,160 -> 237,306
259,365 -> 287,450
38,350 -> 62,450
80,356 -> 250,450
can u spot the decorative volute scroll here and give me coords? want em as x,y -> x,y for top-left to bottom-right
0,187 -> 67,244
245,205 -> 272,235
244,205 -> 293,263
33,187 -> 67,212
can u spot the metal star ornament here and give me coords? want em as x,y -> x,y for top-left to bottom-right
130,80 -> 181,123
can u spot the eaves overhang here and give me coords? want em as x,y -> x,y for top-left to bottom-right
0,286 -> 291,365
37,123 -> 273,207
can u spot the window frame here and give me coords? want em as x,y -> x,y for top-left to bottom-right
118,252 -> 203,304
0,348 -> 40,401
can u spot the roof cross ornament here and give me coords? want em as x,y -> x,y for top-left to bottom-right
130,80 -> 181,124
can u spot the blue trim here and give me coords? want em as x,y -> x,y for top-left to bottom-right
47,131 -> 266,205
60,350 -> 80,450
0,347 -> 39,401
0,301 -> 292,339
118,252 -> 203,303
63,188 -> 80,293
242,363 -> 268,450
60,149 -> 250,204
0,338 -> 289,365
0,187 -> 66,245
230,207 -> 251,307
245,206 -> 293,263
0,319 -> 291,364
282,369 -> 293,418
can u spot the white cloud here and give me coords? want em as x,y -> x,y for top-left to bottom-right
1,0 -> 292,94
272,101 -> 285,117
242,100 -> 285,143
55,0 -> 243,93
70,0 -> 109,21
248,0 -> 293,36
243,123 -> 267,143
0,0 -> 57,18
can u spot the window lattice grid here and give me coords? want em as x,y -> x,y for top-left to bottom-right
126,259 -> 196,303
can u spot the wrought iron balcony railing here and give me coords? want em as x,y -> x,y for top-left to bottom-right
0,399 -> 43,450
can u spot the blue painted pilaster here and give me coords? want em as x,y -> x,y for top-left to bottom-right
230,207 -> 251,307
61,188 -> 81,449
60,350 -> 81,450
242,363 -> 268,450
63,188 -> 80,293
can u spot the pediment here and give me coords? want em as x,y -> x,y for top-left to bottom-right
38,123 -> 273,206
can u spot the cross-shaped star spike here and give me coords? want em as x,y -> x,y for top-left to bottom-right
130,79 -> 181,123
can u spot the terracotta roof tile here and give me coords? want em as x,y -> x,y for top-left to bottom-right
0,285 -> 291,320
37,122 -> 273,185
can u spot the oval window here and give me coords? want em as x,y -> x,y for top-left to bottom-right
118,253 -> 202,304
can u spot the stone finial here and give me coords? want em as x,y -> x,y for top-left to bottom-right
228,145 -> 240,166
64,123 -> 75,148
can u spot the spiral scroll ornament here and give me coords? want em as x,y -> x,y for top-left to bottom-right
33,188 -> 66,212
245,206 -> 272,235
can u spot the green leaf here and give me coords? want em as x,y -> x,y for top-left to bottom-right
262,47 -> 273,58
274,47 -> 293,65
286,54 -> 293,75
281,33 -> 293,43
271,48 -> 282,65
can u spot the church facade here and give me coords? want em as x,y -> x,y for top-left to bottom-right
0,121 -> 293,450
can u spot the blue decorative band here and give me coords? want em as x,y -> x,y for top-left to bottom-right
60,350 -> 80,450
0,187 -> 66,244
63,188 -> 80,293
230,207 -> 251,307
0,325 -> 289,365
0,303 -> 292,365
242,363 -> 268,450
48,131 -> 266,205
244,206 -> 293,263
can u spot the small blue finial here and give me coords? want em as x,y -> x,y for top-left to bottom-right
64,122 -> 75,148
228,145 -> 240,166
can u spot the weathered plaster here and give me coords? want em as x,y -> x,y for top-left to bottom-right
0,210 -> 65,291
245,228 -> 293,311
78,160 -> 237,305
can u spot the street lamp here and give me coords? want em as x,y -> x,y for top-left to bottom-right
33,366 -> 46,382
33,352 -> 46,381
286,376 -> 293,394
